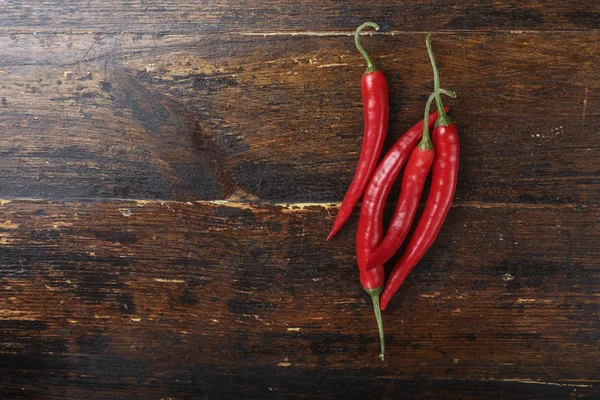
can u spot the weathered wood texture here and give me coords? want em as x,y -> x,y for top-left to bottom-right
0,200 -> 598,399
0,32 -> 598,202
0,2 -> 599,399
0,1 -> 597,33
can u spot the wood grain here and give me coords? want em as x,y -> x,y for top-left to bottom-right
0,1 -> 597,34
0,200 -> 598,398
0,2 -> 598,398
0,31 -> 598,203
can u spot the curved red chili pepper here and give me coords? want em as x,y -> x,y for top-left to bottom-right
364,103 -> 451,271
380,121 -> 458,310
356,107 -> 448,360
380,34 -> 459,310
327,22 -> 388,241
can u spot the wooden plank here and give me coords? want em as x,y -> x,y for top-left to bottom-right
0,1 -> 597,34
0,200 -> 598,398
0,32 -> 598,204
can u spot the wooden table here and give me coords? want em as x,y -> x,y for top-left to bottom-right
0,2 -> 598,399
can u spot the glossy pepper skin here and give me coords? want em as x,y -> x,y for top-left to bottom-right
380,34 -> 458,310
380,121 -> 459,310
327,23 -> 388,241
362,108 -> 450,271
356,106 -> 449,360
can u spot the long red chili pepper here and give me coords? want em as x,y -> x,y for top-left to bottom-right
365,100 -> 453,270
327,22 -> 388,241
380,34 -> 459,310
356,109 -> 447,360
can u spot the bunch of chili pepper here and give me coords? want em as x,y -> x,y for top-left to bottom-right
328,23 -> 459,360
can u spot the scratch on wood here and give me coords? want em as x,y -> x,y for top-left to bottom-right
501,379 -> 593,388
153,278 -> 186,283
250,315 -> 271,326
317,63 -> 349,68
582,84 -> 588,124
72,34 -> 103,69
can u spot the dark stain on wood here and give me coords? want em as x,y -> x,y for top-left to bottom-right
92,229 -> 138,244
111,69 -> 233,200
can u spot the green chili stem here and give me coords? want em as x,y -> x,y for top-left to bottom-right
355,22 -> 380,74
419,88 -> 457,150
426,33 -> 454,127
365,287 -> 385,361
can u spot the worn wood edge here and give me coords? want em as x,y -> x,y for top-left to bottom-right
0,198 -> 593,211
0,29 -> 595,36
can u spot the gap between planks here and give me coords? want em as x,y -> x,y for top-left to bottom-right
0,29 -> 595,36
0,198 -> 593,211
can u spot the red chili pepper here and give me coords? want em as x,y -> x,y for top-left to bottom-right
364,101 -> 452,270
380,34 -> 459,310
327,22 -> 388,241
356,109 -> 446,360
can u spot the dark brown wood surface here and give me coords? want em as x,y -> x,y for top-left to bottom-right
0,2 -> 598,399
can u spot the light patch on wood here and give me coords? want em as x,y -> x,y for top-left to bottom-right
0,220 -> 19,229
240,31 -> 354,37
206,200 -> 257,211
502,273 -> 515,281
45,284 -> 61,292
286,327 -> 301,332
0,310 -> 39,320
119,208 -> 132,217
0,200 -> 12,205
516,298 -> 537,303
0,233 -> 12,245
277,357 -> 292,367
276,202 -> 339,210
153,278 -> 185,283
420,292 -> 440,298
52,221 -> 73,228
